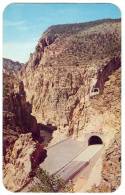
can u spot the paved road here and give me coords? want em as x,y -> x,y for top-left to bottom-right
40,138 -> 86,175
54,145 -> 103,182
22,138 -> 103,192
41,137 -> 103,180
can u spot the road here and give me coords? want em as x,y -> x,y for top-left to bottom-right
40,137 -> 103,183
40,137 -> 86,175
22,137 -> 103,192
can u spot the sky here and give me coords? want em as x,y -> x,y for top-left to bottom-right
3,3 -> 121,63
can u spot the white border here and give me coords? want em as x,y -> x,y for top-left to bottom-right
0,0 -> 125,195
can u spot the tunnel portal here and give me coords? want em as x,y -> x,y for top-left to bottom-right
88,135 -> 103,145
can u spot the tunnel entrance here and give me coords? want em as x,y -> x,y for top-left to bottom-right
88,136 -> 103,145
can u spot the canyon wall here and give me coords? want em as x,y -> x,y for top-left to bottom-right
20,19 -> 121,144
3,61 -> 47,191
19,19 -> 121,192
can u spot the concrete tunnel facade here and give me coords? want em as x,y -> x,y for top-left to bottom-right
81,132 -> 104,147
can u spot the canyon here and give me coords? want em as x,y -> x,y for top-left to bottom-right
3,18 -> 121,192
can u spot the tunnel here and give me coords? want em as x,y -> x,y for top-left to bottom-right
88,135 -> 103,145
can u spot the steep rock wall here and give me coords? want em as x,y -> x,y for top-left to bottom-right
20,19 -> 121,141
3,65 -> 47,191
16,19 -> 121,192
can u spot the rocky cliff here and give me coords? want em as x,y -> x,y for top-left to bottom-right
20,19 -> 121,139
88,67 -> 121,192
4,18 -> 121,192
90,131 -> 120,192
3,81 -> 47,191
3,58 -> 23,72
3,60 -> 47,191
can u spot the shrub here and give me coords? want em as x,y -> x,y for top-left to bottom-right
31,168 -> 74,192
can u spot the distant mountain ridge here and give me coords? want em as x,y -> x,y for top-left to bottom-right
43,18 -> 121,37
3,58 -> 23,72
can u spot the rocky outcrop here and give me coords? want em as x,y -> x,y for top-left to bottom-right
24,35 -> 56,69
94,56 -> 121,93
3,133 -> 47,192
3,58 -> 23,72
3,81 -> 40,139
101,132 -> 121,192
90,132 -> 120,192
3,73 -> 48,191
86,66 -> 121,192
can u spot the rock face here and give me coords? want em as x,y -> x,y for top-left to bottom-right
90,131 -> 120,192
3,60 -> 47,191
3,18 -> 121,192
3,133 -> 47,192
3,58 -> 23,72
101,132 -> 121,192
3,87 -> 47,191
3,80 -> 40,139
20,19 -> 121,135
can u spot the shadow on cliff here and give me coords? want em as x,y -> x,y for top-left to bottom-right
7,81 -> 57,145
